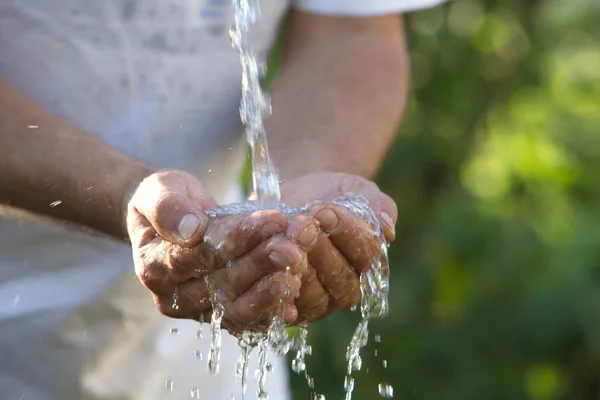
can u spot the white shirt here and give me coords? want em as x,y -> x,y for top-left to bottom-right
0,1 -> 444,399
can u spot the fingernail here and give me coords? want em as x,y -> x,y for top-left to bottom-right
178,213 -> 201,241
297,224 -> 318,247
380,212 -> 395,236
269,251 -> 292,268
315,208 -> 338,232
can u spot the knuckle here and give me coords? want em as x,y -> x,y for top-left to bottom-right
338,277 -> 361,308
135,252 -> 165,290
300,296 -> 329,321
139,268 -> 166,293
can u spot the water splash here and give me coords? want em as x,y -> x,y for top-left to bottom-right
291,327 -> 313,389
326,194 -> 391,400
255,338 -> 270,399
378,383 -> 394,398
235,331 -> 262,398
206,196 -> 390,397
203,0 -> 391,397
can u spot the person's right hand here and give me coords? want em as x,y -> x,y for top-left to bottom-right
126,170 -> 319,333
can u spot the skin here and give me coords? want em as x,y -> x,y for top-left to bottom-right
266,12 -> 407,323
0,11 -> 408,331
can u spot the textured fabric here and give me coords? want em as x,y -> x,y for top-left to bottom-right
293,0 -> 447,16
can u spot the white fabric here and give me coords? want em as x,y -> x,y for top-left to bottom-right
293,0 -> 447,16
0,0 -> 444,399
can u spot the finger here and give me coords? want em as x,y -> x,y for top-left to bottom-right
295,266 -> 330,323
335,177 -> 398,243
134,242 -> 173,296
222,272 -> 301,333
309,204 -> 379,275
153,210 -> 289,286
371,192 -> 398,243
306,231 -> 361,314
155,234 -> 307,320
210,234 -> 307,300
129,171 -> 215,246
285,213 -> 319,251
205,210 -> 289,263
156,276 -> 213,320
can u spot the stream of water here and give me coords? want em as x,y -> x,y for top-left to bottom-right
175,0 -> 392,398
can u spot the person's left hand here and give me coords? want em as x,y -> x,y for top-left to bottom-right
280,172 -> 398,325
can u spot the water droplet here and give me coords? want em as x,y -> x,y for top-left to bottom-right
190,386 -> 200,399
49,200 -> 62,207
194,350 -> 203,360
170,327 -> 179,335
165,380 -> 174,391
374,334 -> 381,343
172,289 -> 180,310
382,360 -> 388,369
378,383 -> 394,398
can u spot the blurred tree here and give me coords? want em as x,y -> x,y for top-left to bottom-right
262,0 -> 600,399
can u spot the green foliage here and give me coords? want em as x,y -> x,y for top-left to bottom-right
271,1 -> 600,399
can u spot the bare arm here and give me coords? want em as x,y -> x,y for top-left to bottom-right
266,11 -> 409,181
0,78 -> 154,240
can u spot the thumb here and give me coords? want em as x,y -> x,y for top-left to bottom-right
128,171 -> 216,246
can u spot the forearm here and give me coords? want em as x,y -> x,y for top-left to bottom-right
266,12 -> 409,181
0,78 -> 154,240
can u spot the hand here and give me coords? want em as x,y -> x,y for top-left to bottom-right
280,172 -> 398,324
126,170 -> 311,333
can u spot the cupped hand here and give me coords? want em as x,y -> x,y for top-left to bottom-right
126,170 -> 314,333
280,172 -> 398,324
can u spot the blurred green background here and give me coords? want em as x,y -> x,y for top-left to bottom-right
264,0 -> 600,399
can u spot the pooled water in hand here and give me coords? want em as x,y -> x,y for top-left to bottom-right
189,0 -> 391,398
205,194 -> 390,398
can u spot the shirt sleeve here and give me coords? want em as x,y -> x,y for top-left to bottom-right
291,0 -> 448,16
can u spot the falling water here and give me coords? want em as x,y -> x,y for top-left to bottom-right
230,0 -> 280,211
198,0 -> 391,398
291,327 -> 313,389
205,276 -> 228,376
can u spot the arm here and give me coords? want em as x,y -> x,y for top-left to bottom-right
266,11 -> 409,181
0,78 -> 154,240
